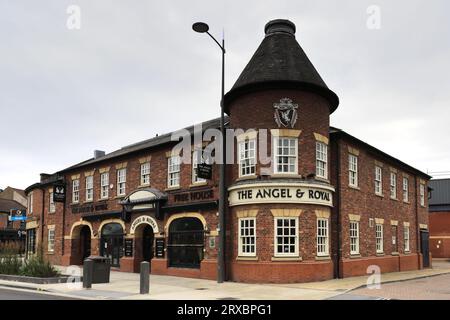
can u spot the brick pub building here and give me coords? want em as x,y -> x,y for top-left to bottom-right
24,19 -> 431,283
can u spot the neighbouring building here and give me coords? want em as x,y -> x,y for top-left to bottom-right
429,179 -> 450,258
0,187 -> 27,250
24,19 -> 431,283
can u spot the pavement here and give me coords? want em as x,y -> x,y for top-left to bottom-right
0,259 -> 449,300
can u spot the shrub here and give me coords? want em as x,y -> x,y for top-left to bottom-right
0,242 -> 59,277
20,255 -> 60,278
0,242 -> 22,275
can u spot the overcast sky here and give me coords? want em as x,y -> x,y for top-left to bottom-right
1,0 -> 449,190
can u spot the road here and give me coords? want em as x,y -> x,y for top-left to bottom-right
0,287 -> 79,300
330,273 -> 450,300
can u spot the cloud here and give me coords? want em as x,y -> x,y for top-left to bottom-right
0,0 -> 449,189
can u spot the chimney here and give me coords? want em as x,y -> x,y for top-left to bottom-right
94,150 -> 106,159
40,173 -> 51,182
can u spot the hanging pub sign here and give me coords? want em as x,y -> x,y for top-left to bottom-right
197,163 -> 212,180
53,184 -> 66,202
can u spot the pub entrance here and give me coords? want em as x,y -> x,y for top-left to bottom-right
142,225 -> 154,262
100,223 -> 124,268
79,225 -> 91,263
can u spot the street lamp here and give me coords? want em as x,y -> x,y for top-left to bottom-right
192,22 -> 226,284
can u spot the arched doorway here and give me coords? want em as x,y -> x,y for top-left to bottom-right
142,225 -> 154,262
167,217 -> 204,268
79,225 -> 91,263
100,223 -> 124,267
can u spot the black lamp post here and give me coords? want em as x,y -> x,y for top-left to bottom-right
192,22 -> 226,284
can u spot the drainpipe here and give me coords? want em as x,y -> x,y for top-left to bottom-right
335,138 -> 342,279
414,177 -> 421,267
61,180 -> 66,256
41,187 -> 45,252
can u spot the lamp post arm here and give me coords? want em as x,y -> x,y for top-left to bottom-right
206,31 -> 225,53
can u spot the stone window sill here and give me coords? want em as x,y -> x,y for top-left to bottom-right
189,182 -> 208,188
390,197 -> 398,201
315,255 -> 331,261
375,193 -> 384,198
376,253 -> 385,257
391,252 -> 400,256
271,256 -> 302,262
165,187 -> 181,192
349,185 -> 360,191
271,174 -> 302,179
350,254 -> 361,259
236,256 -> 258,261
236,175 -> 258,182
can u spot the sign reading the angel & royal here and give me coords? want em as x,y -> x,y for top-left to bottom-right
228,182 -> 334,207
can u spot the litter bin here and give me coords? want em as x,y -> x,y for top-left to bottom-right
86,256 -> 111,284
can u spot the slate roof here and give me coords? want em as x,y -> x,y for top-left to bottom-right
0,199 -> 26,214
224,19 -> 339,113
58,117 -> 225,174
330,126 -> 430,179
429,179 -> 450,206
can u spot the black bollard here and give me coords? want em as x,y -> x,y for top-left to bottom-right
140,261 -> 150,294
83,258 -> 93,289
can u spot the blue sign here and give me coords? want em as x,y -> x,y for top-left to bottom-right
10,216 -> 27,221
9,209 -> 27,221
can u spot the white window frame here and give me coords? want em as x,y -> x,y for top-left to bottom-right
316,218 -> 329,256
348,154 -> 358,187
316,142 -> 328,179
274,217 -> 299,257
376,223 -> 384,253
117,168 -> 127,196
28,192 -> 33,214
72,179 -> 80,203
238,218 -> 256,257
350,221 -> 360,255
404,225 -> 410,252
100,172 -> 109,199
375,166 -> 382,195
168,155 -> 181,188
273,137 -> 298,175
390,172 -> 397,199
403,177 -> 409,202
192,150 -> 206,184
238,139 -> 257,177
420,184 -> 425,207
85,176 -> 94,202
141,162 -> 151,186
48,228 -> 55,252
49,192 -> 55,213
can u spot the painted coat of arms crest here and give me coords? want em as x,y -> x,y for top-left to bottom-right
274,98 -> 298,128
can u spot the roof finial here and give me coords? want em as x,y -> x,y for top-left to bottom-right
264,19 -> 296,36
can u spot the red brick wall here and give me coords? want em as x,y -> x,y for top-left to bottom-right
429,211 -> 450,258
227,89 -> 330,181
332,137 -> 428,276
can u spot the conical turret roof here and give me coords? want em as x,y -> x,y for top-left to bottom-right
224,19 -> 339,113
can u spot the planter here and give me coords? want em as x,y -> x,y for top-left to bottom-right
0,274 -> 82,284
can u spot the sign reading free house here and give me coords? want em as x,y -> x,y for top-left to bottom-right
228,182 -> 334,207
